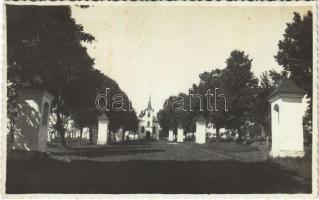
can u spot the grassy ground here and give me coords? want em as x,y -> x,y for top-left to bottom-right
6,140 -> 312,194
269,147 -> 312,185
47,139 -> 311,182
47,140 -> 268,161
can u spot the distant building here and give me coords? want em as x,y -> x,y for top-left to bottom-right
137,97 -> 160,140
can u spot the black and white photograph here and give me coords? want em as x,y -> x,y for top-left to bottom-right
3,1 -> 318,197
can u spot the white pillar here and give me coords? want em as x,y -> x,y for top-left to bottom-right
97,114 -> 109,145
117,127 -> 124,142
168,129 -> 174,141
124,131 -> 129,141
177,127 -> 184,142
86,129 -> 90,139
195,115 -> 206,144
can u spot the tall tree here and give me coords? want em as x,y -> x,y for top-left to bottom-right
7,6 -> 95,146
158,93 -> 194,136
275,11 -> 312,98
222,50 -> 259,142
253,70 -> 287,136
159,51 -> 259,142
274,11 -> 313,132
7,6 -> 138,146
193,69 -> 228,140
7,83 -> 18,150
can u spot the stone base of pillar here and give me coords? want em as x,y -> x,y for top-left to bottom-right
168,131 -> 174,141
270,150 -> 305,158
177,135 -> 183,142
97,141 -> 107,145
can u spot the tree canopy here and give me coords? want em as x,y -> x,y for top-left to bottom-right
275,11 -> 312,99
158,11 -> 313,141
7,5 -> 138,146
159,50 -> 259,141
275,11 -> 313,133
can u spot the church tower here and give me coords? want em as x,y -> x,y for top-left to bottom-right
145,97 -> 154,129
137,97 -> 160,140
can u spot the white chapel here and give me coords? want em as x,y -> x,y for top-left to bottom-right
137,97 -> 160,140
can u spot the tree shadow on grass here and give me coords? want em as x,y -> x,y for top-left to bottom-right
6,159 -> 311,194
51,140 -> 163,157
113,140 -> 156,146
66,139 -> 155,151
53,147 -> 165,157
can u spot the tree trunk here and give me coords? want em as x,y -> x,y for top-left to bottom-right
216,127 -> 220,141
237,128 -> 242,143
79,126 -> 83,144
56,112 -> 66,147
122,128 -> 125,141
89,125 -> 93,144
10,121 -> 15,150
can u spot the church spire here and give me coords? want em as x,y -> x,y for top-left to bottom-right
147,96 -> 152,110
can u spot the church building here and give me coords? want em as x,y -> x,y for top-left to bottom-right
137,97 -> 160,140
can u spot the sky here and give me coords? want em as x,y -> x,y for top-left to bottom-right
71,5 -> 311,114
